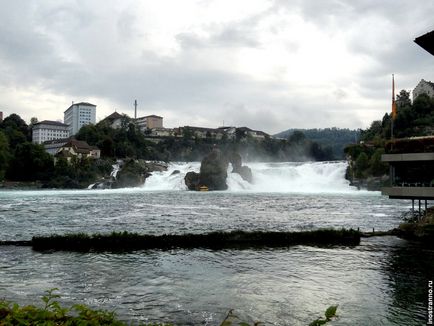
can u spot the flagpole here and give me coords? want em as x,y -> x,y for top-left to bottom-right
391,74 -> 395,140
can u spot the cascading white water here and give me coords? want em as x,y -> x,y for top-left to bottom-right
142,161 -> 357,193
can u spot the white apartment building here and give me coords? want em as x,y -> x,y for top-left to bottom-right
64,102 -> 96,135
413,79 -> 434,100
32,120 -> 70,144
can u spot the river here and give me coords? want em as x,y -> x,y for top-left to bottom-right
0,161 -> 432,325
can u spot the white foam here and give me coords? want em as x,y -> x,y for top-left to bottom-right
142,161 -> 362,194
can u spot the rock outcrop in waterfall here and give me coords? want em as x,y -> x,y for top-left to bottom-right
184,149 -> 252,191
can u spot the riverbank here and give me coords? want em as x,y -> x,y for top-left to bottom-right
0,180 -> 43,190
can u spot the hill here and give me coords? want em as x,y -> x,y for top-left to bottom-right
274,128 -> 360,159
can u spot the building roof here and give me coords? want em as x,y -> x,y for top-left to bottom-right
182,126 -> 224,133
33,120 -> 69,127
104,111 -> 123,121
43,137 -> 72,145
414,30 -> 434,56
418,79 -> 434,89
62,139 -> 95,154
137,115 -> 163,119
64,102 -> 97,113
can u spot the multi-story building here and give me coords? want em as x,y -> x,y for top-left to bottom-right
413,79 -> 434,100
64,102 -> 96,135
32,120 -> 70,144
136,115 -> 163,131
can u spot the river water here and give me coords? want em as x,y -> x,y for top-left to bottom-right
0,161 -> 432,325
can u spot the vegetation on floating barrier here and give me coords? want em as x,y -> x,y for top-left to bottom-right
30,229 -> 361,252
0,289 -> 338,326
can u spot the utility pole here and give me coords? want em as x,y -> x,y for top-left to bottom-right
134,99 -> 137,119
391,74 -> 396,140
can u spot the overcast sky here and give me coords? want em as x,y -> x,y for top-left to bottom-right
0,0 -> 433,134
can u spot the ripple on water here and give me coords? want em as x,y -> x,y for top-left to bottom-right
0,187 -> 429,325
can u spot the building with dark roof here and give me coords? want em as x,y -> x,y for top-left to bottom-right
55,139 -> 100,162
101,111 -> 124,129
32,120 -> 70,144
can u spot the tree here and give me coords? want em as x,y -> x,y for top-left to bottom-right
412,93 -> 433,117
0,131 -> 10,181
288,130 -> 306,144
6,142 -> 53,181
29,117 -> 39,129
354,152 -> 369,178
0,114 -> 30,149
370,148 -> 388,176
396,90 -> 411,108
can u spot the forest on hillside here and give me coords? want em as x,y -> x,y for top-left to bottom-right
275,128 -> 360,159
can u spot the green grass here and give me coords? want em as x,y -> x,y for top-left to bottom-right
30,229 -> 361,252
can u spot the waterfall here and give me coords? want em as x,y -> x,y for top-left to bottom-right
110,162 -> 121,180
142,161 -> 357,193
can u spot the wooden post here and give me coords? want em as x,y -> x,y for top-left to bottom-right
418,200 -> 421,219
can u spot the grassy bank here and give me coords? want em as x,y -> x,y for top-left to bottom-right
28,229 -> 361,252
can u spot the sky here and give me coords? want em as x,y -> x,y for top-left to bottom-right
0,0 -> 433,134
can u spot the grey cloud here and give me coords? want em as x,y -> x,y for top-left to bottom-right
0,0 -> 433,134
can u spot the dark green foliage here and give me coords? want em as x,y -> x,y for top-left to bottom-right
344,89 -> 434,184
361,91 -> 434,141
6,142 -> 54,181
0,113 -> 30,148
369,148 -> 388,176
45,157 -> 114,189
77,121 -> 334,162
76,120 -> 149,159
0,131 -> 10,181
31,229 -> 361,252
0,288 -> 171,325
275,128 -> 360,159
344,145 -> 388,181
396,89 -> 411,108
0,113 -> 55,183
354,152 -> 369,178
